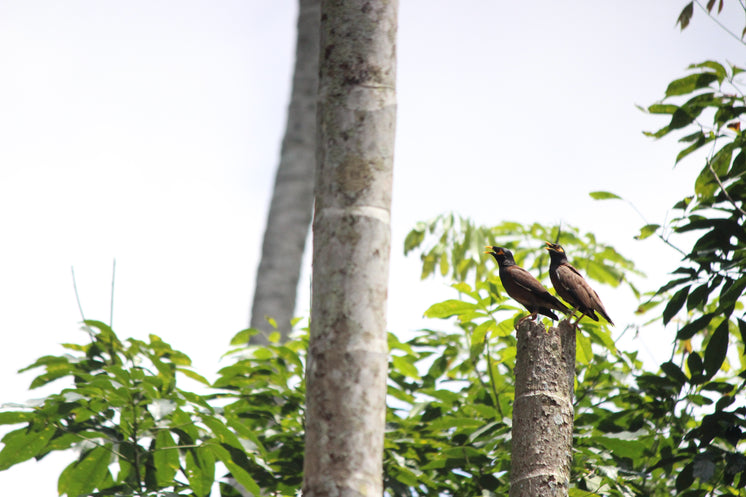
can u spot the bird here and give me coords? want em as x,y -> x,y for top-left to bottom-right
545,241 -> 614,326
484,246 -> 571,324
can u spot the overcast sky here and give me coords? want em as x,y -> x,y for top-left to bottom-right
0,1 -> 742,494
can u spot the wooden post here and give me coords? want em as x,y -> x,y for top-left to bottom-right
509,319 -> 575,497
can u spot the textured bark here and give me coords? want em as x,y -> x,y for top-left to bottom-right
250,0 -> 320,344
303,1 -> 397,496
510,319 -> 575,497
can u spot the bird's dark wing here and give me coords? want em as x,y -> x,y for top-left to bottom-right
556,264 -> 613,324
555,264 -> 597,310
508,265 -> 552,295
507,266 -> 570,315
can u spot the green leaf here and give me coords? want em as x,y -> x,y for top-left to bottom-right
392,355 -> 421,380
585,326 -> 617,354
404,228 -> 425,254
738,318 -> 746,345
676,2 -> 693,30
584,260 -> 620,287
676,132 -> 710,163
689,60 -> 727,82
635,224 -> 660,240
0,423 -> 56,470
576,328 -> 593,364
694,163 -> 718,199
200,414 -> 244,451
154,430 -> 179,487
177,367 -> 211,385
677,313 -> 714,340
471,320 -> 492,347
669,107 -> 696,130
710,143 -> 734,176
676,462 -> 694,491
687,283 -> 711,311
592,435 -> 646,459
58,445 -> 112,497
570,490 -> 602,497
0,411 -> 34,425
648,103 -> 678,114
421,253 -> 436,279
687,352 -> 704,378
665,72 -> 718,97
589,191 -> 621,200
663,286 -> 690,324
185,446 -> 215,497
718,275 -> 746,312
644,125 -> 671,138
208,443 -> 262,496
424,300 -> 476,319
704,320 -> 729,378
661,361 -> 688,385
229,328 -> 259,345
702,381 -> 734,394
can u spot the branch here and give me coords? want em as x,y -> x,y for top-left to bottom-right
694,0 -> 746,47
707,159 -> 746,217
71,266 -> 95,340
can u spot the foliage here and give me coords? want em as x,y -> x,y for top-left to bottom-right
388,216 -> 666,496
676,0 -> 746,42
0,322 -> 292,497
586,58 -> 746,495
6,64 -> 746,497
212,328 -> 307,496
0,215 -> 695,497
0,216 -> 657,497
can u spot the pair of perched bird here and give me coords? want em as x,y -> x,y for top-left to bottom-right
485,243 -> 613,327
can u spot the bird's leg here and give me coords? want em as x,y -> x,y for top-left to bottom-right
562,306 -> 579,327
516,312 -> 538,327
572,312 -> 585,329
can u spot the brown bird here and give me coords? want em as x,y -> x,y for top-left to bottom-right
545,241 -> 614,326
484,246 -> 571,324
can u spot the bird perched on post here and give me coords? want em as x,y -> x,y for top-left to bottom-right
484,246 -> 571,324
545,241 -> 614,326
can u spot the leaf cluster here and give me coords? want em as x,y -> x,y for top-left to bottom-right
391,216 -> 678,496
586,58 -> 746,495
0,322 -> 306,497
676,0 -> 746,42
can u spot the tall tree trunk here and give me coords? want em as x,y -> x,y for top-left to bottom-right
510,319 -> 575,497
249,0 -> 320,344
303,0 -> 398,495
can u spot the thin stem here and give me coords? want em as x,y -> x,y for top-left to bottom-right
131,396 -> 143,494
71,266 -> 94,340
484,338 -> 502,418
621,197 -> 688,256
694,0 -> 746,47
707,159 -> 746,217
110,258 -> 116,328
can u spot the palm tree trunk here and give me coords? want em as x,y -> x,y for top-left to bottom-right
302,0 -> 398,495
249,0 -> 320,344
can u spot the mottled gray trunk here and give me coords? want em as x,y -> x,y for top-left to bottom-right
302,0 -> 398,496
250,0 -> 320,344
510,319 -> 575,497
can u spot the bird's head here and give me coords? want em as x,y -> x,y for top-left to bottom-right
484,246 -> 516,267
545,241 -> 568,262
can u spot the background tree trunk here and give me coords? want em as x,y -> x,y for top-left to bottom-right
249,0 -> 320,344
302,0 -> 398,495
510,319 -> 575,497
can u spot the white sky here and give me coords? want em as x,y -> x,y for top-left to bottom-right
0,1 -> 743,494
